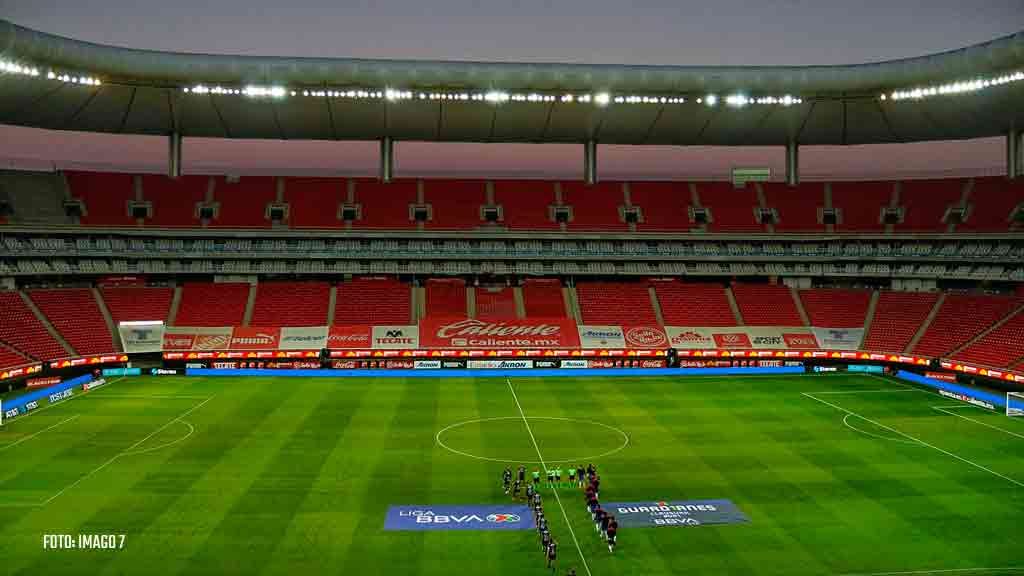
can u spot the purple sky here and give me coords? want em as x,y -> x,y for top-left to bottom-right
1,0 -> 1022,180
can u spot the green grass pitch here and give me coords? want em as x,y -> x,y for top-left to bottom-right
0,373 -> 1022,576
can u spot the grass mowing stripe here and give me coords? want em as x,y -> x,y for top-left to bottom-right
803,393 -> 1024,488
0,414 -> 80,452
506,377 -> 592,576
931,407 -> 1024,440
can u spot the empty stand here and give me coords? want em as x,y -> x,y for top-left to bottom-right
493,180 -> 559,230
475,286 -> 517,319
425,278 -> 467,318
0,292 -> 66,360
521,279 -> 566,317
831,181 -> 892,232
209,176 -> 276,228
142,174 -> 208,227
953,309 -> 1024,368
763,182 -> 824,231
66,171 -> 137,226
560,182 -> 627,230
353,179 -> 417,228
423,180 -> 485,229
959,177 -> 1024,232
285,177 -> 347,228
334,278 -> 410,325
29,288 -> 114,355
173,282 -> 251,326
629,182 -> 692,232
576,282 -> 658,325
696,182 -> 764,232
250,282 -> 330,326
101,286 -> 173,324
799,288 -> 872,327
655,281 -> 736,326
912,294 -> 1020,358
731,283 -> 804,326
862,291 -> 939,353
0,344 -> 30,369
897,179 -> 964,232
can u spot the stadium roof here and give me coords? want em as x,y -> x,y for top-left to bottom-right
1,19 -> 1023,146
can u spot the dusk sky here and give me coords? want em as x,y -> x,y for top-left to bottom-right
1,0 -> 1023,180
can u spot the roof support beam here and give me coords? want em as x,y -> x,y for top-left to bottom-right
785,139 -> 799,187
1009,128 -> 1021,180
380,136 -> 394,183
168,131 -> 182,179
584,139 -> 597,185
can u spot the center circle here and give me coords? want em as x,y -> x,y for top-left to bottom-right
435,416 -> 629,464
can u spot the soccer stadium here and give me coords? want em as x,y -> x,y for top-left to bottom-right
0,5 -> 1023,575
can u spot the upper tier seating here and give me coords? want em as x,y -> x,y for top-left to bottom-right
210,176 -> 276,228
831,181 -> 892,232
475,286 -> 517,319
731,283 -> 804,326
0,291 -> 67,360
958,177 -> 1024,232
66,171 -> 137,226
334,278 -> 410,325
423,180 -> 485,230
576,282 -> 658,325
696,182 -> 764,232
250,282 -> 330,326
629,182 -> 692,232
897,179 -> 964,232
100,286 -> 173,324
425,278 -> 467,318
174,282 -> 250,326
0,345 -> 30,369
799,288 -> 872,328
912,294 -> 1020,358
142,174 -> 208,227
493,181 -> 559,230
655,281 -> 736,326
521,279 -> 566,317
953,309 -> 1024,368
560,182 -> 627,230
353,179 -> 418,228
284,177 -> 347,228
763,182 -> 824,231
29,288 -> 114,355
862,291 -> 939,353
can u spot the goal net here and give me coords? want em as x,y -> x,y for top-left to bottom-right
1007,392 -> 1024,417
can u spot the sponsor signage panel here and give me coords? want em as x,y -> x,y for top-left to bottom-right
118,323 -> 165,354
327,325 -> 372,349
280,327 -> 328,350
938,389 -> 996,410
229,327 -> 282,350
422,318 -> 579,349
413,360 -> 441,370
847,364 -> 885,373
811,327 -> 864,350
371,326 -> 420,349
577,326 -> 625,348
384,505 -> 535,531
622,326 -> 668,348
466,360 -> 534,369
27,376 -> 61,389
560,360 -> 588,369
667,327 -> 817,350
162,327 -> 232,351
925,371 -> 957,382
608,499 -> 750,528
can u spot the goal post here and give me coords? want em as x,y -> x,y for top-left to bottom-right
1007,392 -> 1024,417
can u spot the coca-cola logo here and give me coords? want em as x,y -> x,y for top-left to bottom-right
328,333 -> 369,343
625,327 -> 667,347
436,319 -> 560,339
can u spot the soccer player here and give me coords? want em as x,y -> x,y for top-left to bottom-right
533,468 -> 541,486
591,475 -> 600,498
567,466 -> 575,485
606,517 -> 618,553
600,508 -> 611,537
503,467 -> 512,494
547,468 -> 555,486
518,464 -> 526,483
577,465 -> 585,487
547,539 -> 558,571
541,528 -> 551,552
513,478 -> 522,499
555,467 -> 562,483
526,483 -> 535,502
594,507 -> 607,533
538,514 -> 548,534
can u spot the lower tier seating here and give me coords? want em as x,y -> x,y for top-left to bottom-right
654,281 -> 736,326
250,282 -> 330,326
862,291 -> 939,353
29,288 -> 114,355
799,288 -> 871,328
731,283 -> 804,326
0,291 -> 67,360
334,278 -> 410,325
912,294 -> 1020,358
576,282 -> 658,325
174,283 -> 250,326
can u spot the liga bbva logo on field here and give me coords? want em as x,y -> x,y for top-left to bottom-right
383,504 -> 536,531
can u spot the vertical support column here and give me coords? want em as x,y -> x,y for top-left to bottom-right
1009,129 -> 1021,180
785,139 -> 799,187
380,136 -> 394,183
168,132 -> 182,179
584,139 -> 597,186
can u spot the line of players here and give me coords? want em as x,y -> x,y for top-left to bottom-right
504,465 -> 560,571
582,465 -> 618,554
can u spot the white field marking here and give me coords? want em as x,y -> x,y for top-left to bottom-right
2,376 -> 127,424
122,420 -> 195,456
810,389 -> 926,395
0,415 -> 80,452
839,566 -> 1024,576
435,416 -> 629,464
932,407 -> 1024,440
505,378 -> 592,576
842,414 -> 921,446
803,392 -> 1024,488
41,395 -> 214,506
92,394 -> 210,399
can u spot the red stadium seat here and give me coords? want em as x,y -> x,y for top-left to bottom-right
425,278 -> 467,318
576,282 -> 658,325
912,294 -> 1020,358
101,286 -> 173,324
655,281 -> 736,327
285,177 -> 347,229
560,181 -> 628,230
209,176 -> 276,228
696,182 -> 765,232
423,180 -> 486,230
29,288 -> 115,356
862,291 -> 939,353
250,282 -> 330,326
142,175 -> 208,227
352,179 -> 418,229
731,283 -> 803,326
174,283 -> 250,326
958,177 -> 1024,232
831,181 -> 892,232
799,288 -> 872,328
763,182 -> 824,232
475,286 -> 517,319
334,278 -> 411,325
493,180 -> 559,230
629,181 -> 693,232
66,171 -> 137,226
522,279 -> 566,318
897,179 -> 964,232
953,309 -> 1024,368
0,292 -> 67,360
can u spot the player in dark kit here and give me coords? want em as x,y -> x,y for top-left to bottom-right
503,467 -> 512,494
600,509 -> 611,537
547,539 -> 558,571
518,464 -> 526,483
594,507 -> 607,533
541,528 -> 551,552
607,516 -> 618,552
576,465 -> 585,487
512,478 -> 522,499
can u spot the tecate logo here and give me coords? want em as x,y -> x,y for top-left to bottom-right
437,319 -> 560,338
626,327 -> 667,347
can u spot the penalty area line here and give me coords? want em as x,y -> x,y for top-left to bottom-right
838,566 -> 1024,576
932,407 -> 1024,440
803,392 -> 1024,489
505,378 -> 592,576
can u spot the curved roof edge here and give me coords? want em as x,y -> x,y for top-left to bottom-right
2,19 -> 1023,93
